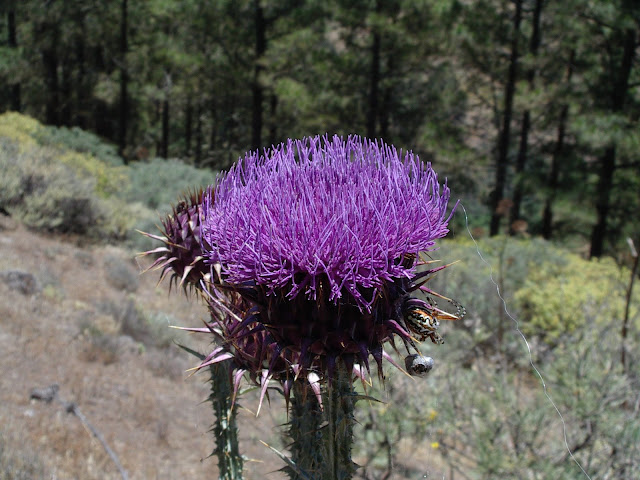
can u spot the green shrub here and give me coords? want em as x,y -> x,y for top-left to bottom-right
515,253 -> 637,341
425,236 -> 566,357
125,157 -> 215,211
426,236 -> 638,351
0,112 -> 41,147
114,299 -> 180,350
55,150 -> 128,198
0,137 -> 125,239
0,113 -> 149,240
34,125 -> 123,167
108,199 -> 159,250
124,158 -> 217,251
0,112 -> 128,198
432,320 -> 640,479
355,316 -> 640,479
0,139 -> 99,234
0,113 -> 216,245
0,111 -> 122,166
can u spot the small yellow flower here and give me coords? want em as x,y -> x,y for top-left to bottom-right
430,442 -> 440,449
428,409 -> 438,421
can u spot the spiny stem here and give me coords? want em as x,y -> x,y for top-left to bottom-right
288,380 -> 324,479
287,362 -> 357,480
209,361 -> 243,480
326,364 -> 357,480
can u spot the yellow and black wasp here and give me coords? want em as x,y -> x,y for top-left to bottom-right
402,295 -> 465,345
397,253 -> 466,345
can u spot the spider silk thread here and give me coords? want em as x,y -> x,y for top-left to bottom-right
460,203 -> 593,480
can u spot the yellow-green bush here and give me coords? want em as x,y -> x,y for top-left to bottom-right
515,253 -> 638,341
0,113 -> 214,247
1,139 -> 100,234
426,236 -> 568,347
0,112 -> 41,147
57,150 -> 127,197
0,112 -> 128,198
427,236 -> 638,347
0,113 -> 142,239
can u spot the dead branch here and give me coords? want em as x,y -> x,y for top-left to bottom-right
30,383 -> 129,480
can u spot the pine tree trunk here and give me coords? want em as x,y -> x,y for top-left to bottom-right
509,0 -> 542,234
589,27 -> 636,258
510,109 -> 529,234
92,46 -> 111,139
252,0 -> 266,150
60,60 -> 72,127
7,9 -> 21,112
185,97 -> 193,158
590,146 -> 616,258
195,103 -> 203,166
367,1 -> 382,139
118,0 -> 129,161
489,0 -> 522,236
74,12 -> 88,129
161,97 -> 169,158
379,55 -> 393,141
268,93 -> 278,146
542,103 -> 568,239
42,33 -> 60,126
209,100 -> 217,161
542,50 -> 573,239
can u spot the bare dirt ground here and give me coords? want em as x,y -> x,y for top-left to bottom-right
0,219 -> 288,479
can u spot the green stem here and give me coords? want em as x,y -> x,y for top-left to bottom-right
288,362 -> 357,480
325,364 -> 357,480
289,380 -> 324,479
209,361 -> 243,480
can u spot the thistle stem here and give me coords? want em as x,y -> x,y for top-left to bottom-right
209,362 -> 243,480
289,380 -> 324,478
325,364 -> 357,480
288,363 -> 357,480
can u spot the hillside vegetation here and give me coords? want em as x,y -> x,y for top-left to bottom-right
2,1 -> 639,258
0,114 -> 639,478
0,112 -> 215,249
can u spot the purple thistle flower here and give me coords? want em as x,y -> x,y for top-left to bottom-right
197,134 -> 459,392
204,135 -> 453,308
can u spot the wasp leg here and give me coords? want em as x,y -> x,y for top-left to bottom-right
428,331 -> 445,345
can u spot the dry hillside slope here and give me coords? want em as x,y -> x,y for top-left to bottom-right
0,217 -> 285,479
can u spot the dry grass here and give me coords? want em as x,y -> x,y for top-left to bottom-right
0,223 -> 285,479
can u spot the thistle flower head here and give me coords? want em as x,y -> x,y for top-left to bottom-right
204,135 -> 452,308
139,189 -> 210,293
199,135 -> 458,392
